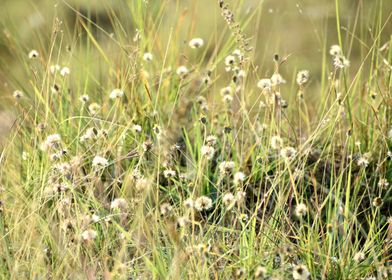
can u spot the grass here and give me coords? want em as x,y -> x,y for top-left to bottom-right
0,0 -> 391,279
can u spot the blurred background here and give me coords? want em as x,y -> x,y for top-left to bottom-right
0,0 -> 391,142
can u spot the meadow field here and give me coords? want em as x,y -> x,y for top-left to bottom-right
0,0 -> 391,279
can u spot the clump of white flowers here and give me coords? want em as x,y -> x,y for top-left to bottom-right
271,136 -> 283,150
296,70 -> 310,86
357,153 -> 371,167
183,198 -> 194,209
92,155 -> 109,168
176,66 -> 189,78
225,55 -> 235,68
88,103 -> 101,115
194,196 -> 213,211
205,135 -> 218,146
13,90 -> 24,99
132,124 -> 142,133
109,88 -> 124,99
292,264 -> 310,280
80,127 -> 98,142
257,79 -> 272,91
280,146 -> 297,159
60,66 -> 70,76
270,73 -> 286,86
163,169 -> 176,178
81,229 -> 98,242
233,171 -> 246,185
111,198 -> 128,211
201,145 -> 215,160
294,203 -> 308,218
160,203 -> 173,215
218,161 -> 235,176
79,94 -> 89,103
40,134 -> 61,151
28,49 -> 39,59
329,44 -> 350,69
353,251 -> 365,263
50,64 -> 61,74
189,38 -> 204,49
222,192 -> 235,209
143,52 -> 153,62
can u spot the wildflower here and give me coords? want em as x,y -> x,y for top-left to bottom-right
223,94 -> 233,104
92,155 -> 109,168
60,66 -> 70,76
80,127 -> 97,142
271,73 -> 286,86
51,84 -> 60,94
270,136 -> 283,150
189,38 -> 204,49
132,124 -> 142,133
163,169 -> 176,178
194,196 -> 213,211
220,86 -> 233,96
54,162 -> 71,176
183,198 -> 194,209
50,64 -> 60,74
233,49 -> 244,60
153,124 -> 162,136
329,45 -> 342,56
41,134 -> 61,151
201,145 -> 215,160
280,146 -> 297,159
280,99 -> 288,108
296,70 -> 310,86
13,90 -> 24,99
79,94 -> 89,103
202,75 -> 211,85
206,135 -> 218,146
225,55 -> 235,66
254,266 -> 267,278
357,154 -> 370,167
92,214 -> 100,222
294,203 -> 308,218
222,193 -> 235,208
143,52 -> 153,62
378,178 -> 389,188
237,69 -> 246,79
372,197 -> 383,207
235,268 -> 246,278
177,216 -> 189,227
176,66 -> 189,78
160,203 -> 173,215
88,103 -> 101,114
236,191 -> 246,203
292,264 -> 310,280
22,151 -> 29,161
109,88 -> 124,99
333,56 -> 350,69
135,177 -> 150,191
233,172 -> 246,185
239,213 -> 248,221
353,251 -> 365,263
257,79 -> 272,91
28,49 -> 39,59
219,161 -> 235,175
81,229 -> 98,242
111,198 -> 128,211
